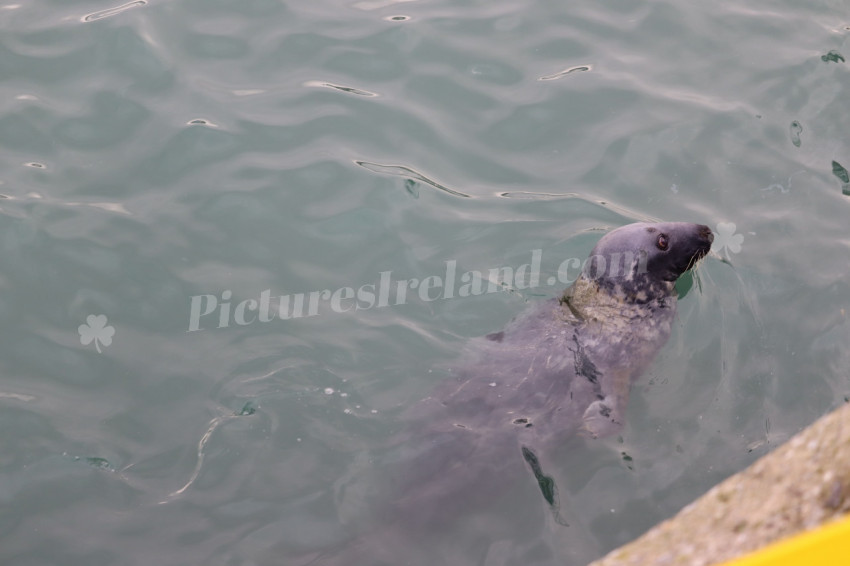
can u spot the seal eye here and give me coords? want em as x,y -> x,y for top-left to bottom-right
656,234 -> 669,251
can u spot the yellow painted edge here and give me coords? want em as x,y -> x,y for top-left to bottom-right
718,515 -> 850,566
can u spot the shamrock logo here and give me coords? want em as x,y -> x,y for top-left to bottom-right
78,314 -> 115,353
713,222 -> 744,255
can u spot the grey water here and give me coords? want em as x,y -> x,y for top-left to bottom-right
1,1 -> 850,565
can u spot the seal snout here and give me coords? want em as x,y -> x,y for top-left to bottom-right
682,224 -> 714,272
697,224 -> 714,244
693,224 -> 714,254
692,224 -> 714,259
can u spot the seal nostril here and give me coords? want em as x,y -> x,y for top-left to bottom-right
697,225 -> 714,243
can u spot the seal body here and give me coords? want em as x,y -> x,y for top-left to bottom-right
327,222 -> 714,565
400,222 -> 713,509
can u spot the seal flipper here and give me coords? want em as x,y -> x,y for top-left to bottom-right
579,364 -> 632,438
580,398 -> 623,438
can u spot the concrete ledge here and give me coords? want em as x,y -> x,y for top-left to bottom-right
588,403 -> 850,566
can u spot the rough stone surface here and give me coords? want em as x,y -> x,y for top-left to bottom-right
588,403 -> 850,566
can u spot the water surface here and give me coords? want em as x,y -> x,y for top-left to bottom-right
1,1 -> 850,564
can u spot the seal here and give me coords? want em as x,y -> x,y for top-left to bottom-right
436,221 -> 714,439
325,222 -> 714,566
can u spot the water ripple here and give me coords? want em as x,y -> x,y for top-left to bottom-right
355,160 -> 470,198
187,118 -> 218,127
498,191 -> 659,221
304,80 -> 378,97
538,65 -> 592,81
81,0 -> 147,23
352,0 -> 418,10
497,191 -> 581,199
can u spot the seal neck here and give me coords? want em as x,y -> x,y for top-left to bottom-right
559,275 -> 675,323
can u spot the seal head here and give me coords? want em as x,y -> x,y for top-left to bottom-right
580,221 -> 713,304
